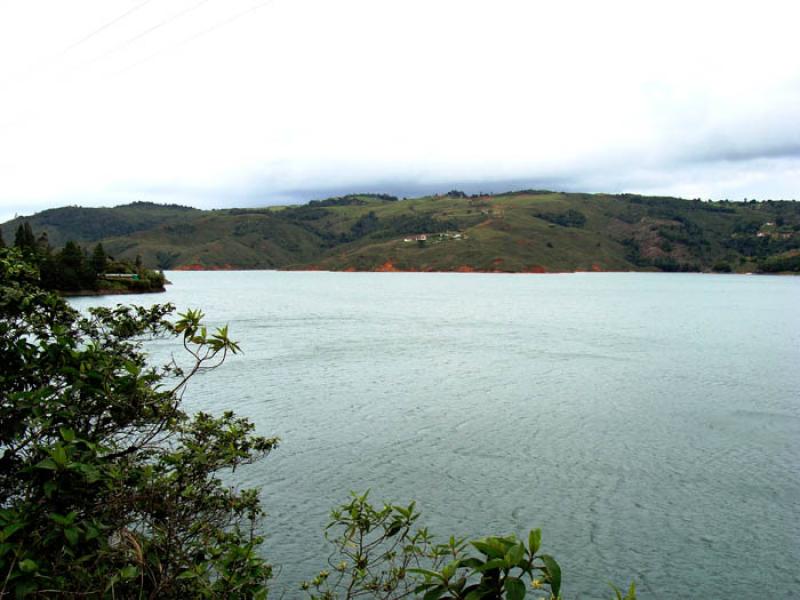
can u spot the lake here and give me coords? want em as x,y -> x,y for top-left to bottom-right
70,271 -> 800,598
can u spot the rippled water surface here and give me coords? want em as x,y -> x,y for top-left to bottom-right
71,271 -> 800,598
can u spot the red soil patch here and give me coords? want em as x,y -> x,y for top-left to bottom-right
374,260 -> 399,272
455,265 -> 475,272
492,258 -> 504,265
591,263 -> 603,272
525,265 -> 547,273
343,266 -> 357,272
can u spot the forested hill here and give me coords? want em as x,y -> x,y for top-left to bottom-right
3,192 -> 799,273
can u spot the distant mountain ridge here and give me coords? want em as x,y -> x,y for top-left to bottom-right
3,191 -> 799,273
3,202 -> 200,248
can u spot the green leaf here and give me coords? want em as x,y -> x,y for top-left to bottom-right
611,580 -> 637,600
505,576 -> 527,600
43,480 -> 57,498
441,560 -> 459,580
49,512 -> 76,526
505,542 -> 525,567
528,528 -> 542,555
1,522 -> 25,541
626,580 -> 637,600
59,427 -> 75,442
64,527 -> 79,546
471,539 -> 505,559
422,585 -> 446,600
34,458 -> 57,471
50,445 -> 68,468
458,557 -> 484,570
474,558 -> 506,572
120,565 -> 139,580
540,554 -> 562,598
123,361 -> 140,375
19,558 -> 38,573
408,568 -> 444,582
176,569 -> 198,580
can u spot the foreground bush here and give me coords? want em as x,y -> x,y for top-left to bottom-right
0,248 -> 276,597
305,492 -> 636,600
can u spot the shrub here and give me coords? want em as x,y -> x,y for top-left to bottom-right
305,492 -> 637,600
0,248 -> 277,598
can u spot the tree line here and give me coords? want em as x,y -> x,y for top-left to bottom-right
3,222 -> 164,292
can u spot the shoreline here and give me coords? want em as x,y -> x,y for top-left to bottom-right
166,267 -> 797,276
60,286 -> 167,297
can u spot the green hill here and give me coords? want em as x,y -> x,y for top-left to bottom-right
4,192 -> 800,273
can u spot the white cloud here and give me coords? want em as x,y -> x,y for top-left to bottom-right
1,0 -> 799,220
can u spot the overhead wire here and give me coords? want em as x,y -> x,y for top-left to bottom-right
0,0 -> 154,91
58,0 -> 155,57
0,0 -> 213,132
109,0 -> 277,78
79,0 -> 212,70
0,0 -> 279,133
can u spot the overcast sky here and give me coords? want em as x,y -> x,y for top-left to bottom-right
1,0 -> 799,222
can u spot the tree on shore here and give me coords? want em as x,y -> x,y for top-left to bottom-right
91,242 -> 108,274
13,222 -> 36,254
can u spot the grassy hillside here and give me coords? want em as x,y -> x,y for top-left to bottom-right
1,202 -> 200,248
4,192 -> 800,273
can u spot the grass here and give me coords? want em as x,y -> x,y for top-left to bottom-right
4,192 -> 799,273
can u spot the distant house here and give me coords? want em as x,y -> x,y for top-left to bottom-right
403,234 -> 428,242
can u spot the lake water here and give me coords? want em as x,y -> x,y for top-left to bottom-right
70,271 -> 800,598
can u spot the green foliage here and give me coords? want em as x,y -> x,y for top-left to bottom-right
757,251 -> 800,273
2,203 -> 199,248
307,194 -> 398,208
534,210 -> 587,228
13,223 -> 37,254
4,194 -> 800,273
712,261 -> 732,273
304,492 -> 636,600
0,248 -> 276,598
6,223 -> 164,294
383,214 -> 458,237
347,211 -> 382,241
609,581 -> 637,600
155,250 -> 181,270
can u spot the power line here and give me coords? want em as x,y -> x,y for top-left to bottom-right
58,0 -> 155,57
81,0 -> 211,69
110,0 -> 277,79
0,0 -> 154,90
0,1 -> 209,132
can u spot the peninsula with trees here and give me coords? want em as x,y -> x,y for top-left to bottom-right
3,221 -> 166,295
